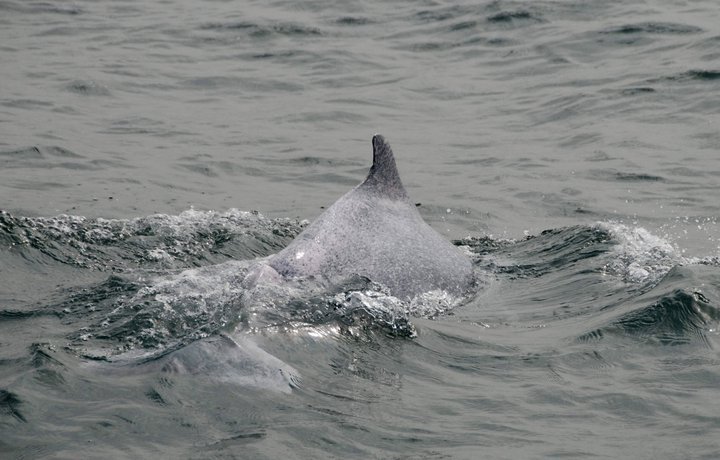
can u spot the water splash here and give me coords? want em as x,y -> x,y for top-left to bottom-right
596,222 -> 681,285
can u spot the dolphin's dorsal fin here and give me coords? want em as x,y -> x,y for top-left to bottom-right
360,134 -> 409,200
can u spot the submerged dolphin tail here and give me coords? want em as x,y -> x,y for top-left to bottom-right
361,134 -> 409,200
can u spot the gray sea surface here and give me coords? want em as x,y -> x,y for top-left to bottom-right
1,0 -> 720,458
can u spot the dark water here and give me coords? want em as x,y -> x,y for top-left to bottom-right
2,0 -> 720,458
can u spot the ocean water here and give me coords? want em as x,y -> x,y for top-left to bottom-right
1,0 -> 720,458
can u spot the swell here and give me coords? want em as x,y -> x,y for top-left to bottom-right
0,209 -> 304,271
611,289 -> 716,344
472,225 -> 614,279
578,266 -> 720,345
463,223 -> 719,347
0,343 -> 69,424
0,390 -> 26,423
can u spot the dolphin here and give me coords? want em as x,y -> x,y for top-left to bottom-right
80,135 -> 473,391
266,135 -> 474,301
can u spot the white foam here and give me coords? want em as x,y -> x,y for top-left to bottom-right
596,221 -> 682,285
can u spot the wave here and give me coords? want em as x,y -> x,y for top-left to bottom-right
468,225 -> 614,279
0,390 -> 25,423
578,263 -> 720,345
600,22 -> 704,35
611,288 -> 716,345
3,209 -> 718,379
0,208 -> 304,270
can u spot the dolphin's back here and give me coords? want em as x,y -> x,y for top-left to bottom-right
269,135 -> 473,300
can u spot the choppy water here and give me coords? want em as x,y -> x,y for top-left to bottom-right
2,0 -> 720,458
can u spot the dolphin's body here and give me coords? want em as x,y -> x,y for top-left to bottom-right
88,136 -> 472,391
268,135 -> 474,300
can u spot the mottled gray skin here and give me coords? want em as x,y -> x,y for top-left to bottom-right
269,135 -> 474,300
